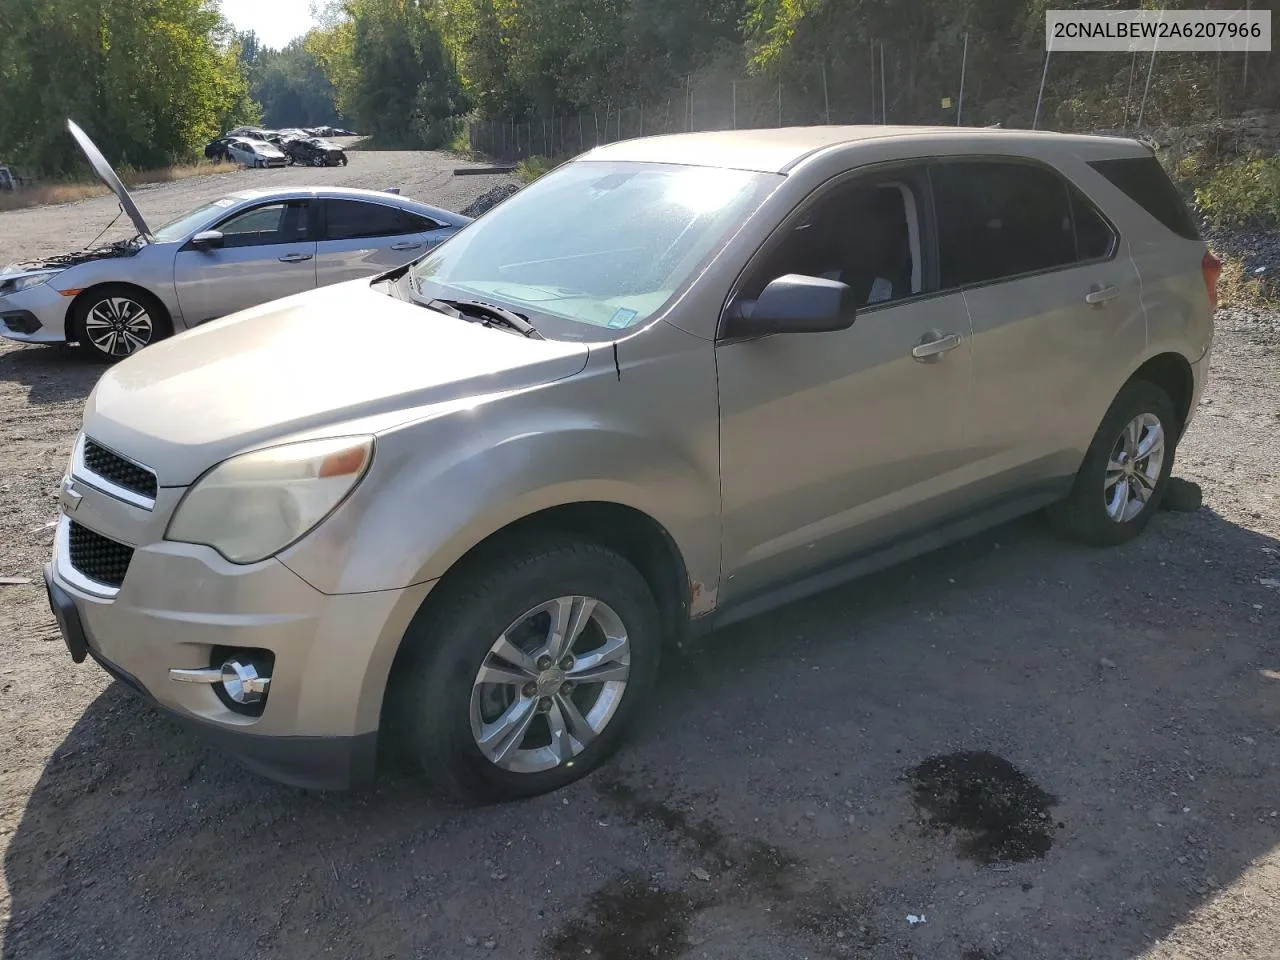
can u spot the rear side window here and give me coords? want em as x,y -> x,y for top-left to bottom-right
1088,156 -> 1200,240
402,211 -> 444,232
324,199 -> 414,240
933,161 -> 1078,288
1071,191 -> 1117,260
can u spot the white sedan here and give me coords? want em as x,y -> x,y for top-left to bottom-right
226,138 -> 288,169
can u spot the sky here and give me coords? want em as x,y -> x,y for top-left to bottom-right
220,0 -> 319,50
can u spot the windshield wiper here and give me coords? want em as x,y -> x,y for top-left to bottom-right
427,297 -> 543,339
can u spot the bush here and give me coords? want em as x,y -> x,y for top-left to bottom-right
515,155 -> 559,183
1194,156 -> 1280,228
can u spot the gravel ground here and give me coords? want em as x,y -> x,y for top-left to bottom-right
2,160 -> 1279,960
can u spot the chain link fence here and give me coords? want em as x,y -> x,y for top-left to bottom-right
467,43 -> 1276,163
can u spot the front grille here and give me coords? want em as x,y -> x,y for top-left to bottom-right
83,439 -> 157,500
68,521 -> 134,588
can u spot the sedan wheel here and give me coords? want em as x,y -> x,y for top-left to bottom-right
470,596 -> 631,773
83,296 -> 154,358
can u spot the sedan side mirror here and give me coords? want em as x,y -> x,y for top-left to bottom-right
191,230 -> 224,250
724,273 -> 856,338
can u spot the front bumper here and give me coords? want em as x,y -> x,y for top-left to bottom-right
0,282 -> 69,343
46,481 -> 433,788
46,565 -> 377,789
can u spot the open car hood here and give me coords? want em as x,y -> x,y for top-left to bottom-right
66,119 -> 152,240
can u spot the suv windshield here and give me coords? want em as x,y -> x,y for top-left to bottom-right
408,161 -> 780,340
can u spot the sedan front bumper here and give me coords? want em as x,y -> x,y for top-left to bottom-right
0,282 -> 70,343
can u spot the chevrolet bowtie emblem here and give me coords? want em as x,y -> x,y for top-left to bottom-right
59,477 -> 83,513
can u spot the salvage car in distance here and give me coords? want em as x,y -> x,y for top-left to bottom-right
226,137 -> 288,169
43,125 -> 1215,802
0,121 -> 470,360
284,136 -> 349,167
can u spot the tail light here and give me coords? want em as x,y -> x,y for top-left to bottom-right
1202,250 -> 1222,312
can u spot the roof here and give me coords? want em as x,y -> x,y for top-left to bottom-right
580,125 -> 1150,174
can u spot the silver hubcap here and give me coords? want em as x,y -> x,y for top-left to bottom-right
470,596 -> 630,774
85,297 -> 153,357
1104,413 -> 1165,522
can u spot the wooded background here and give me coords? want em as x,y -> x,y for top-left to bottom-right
0,0 -> 1277,175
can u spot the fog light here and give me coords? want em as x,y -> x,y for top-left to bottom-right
169,658 -> 272,704
220,660 -> 270,704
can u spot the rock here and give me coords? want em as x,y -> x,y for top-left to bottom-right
1100,658 -> 1117,669
460,182 -> 522,218
1161,477 -> 1203,513
463,935 -> 478,948
691,867 -> 711,882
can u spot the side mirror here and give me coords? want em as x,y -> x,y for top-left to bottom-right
191,230 -> 224,250
725,273 -> 856,337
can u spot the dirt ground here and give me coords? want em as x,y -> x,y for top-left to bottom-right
1,155 -> 1279,960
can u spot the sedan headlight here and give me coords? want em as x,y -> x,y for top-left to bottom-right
1,270 -> 62,295
166,436 -> 374,564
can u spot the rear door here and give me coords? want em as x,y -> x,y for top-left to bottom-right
315,198 -> 444,286
173,198 -> 317,324
931,159 -> 1143,497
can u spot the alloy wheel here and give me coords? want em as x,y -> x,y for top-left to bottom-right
84,297 -> 153,357
1104,412 -> 1165,522
469,596 -> 631,774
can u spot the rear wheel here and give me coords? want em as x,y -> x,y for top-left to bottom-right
71,285 -> 170,363
1047,380 -> 1178,546
392,538 -> 661,803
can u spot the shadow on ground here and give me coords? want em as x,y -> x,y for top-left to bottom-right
0,342 -> 102,406
5,507 -> 1280,959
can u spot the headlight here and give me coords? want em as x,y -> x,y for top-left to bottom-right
2,271 -> 62,294
166,436 -> 373,564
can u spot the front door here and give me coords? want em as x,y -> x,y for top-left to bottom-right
716,168 -> 976,600
173,198 -> 316,325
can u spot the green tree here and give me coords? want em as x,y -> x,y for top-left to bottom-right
0,0 -> 257,175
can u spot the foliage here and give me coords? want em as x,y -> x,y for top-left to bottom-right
239,33 -> 343,129
1194,156 -> 1280,228
0,0 -> 258,175
308,0 -> 467,147
514,155 -> 561,183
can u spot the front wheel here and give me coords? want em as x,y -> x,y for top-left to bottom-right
1047,379 -> 1178,546
392,539 -> 662,803
71,285 -> 169,362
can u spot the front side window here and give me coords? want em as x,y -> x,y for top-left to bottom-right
741,175 -> 926,308
408,161 -> 780,341
214,201 -> 309,249
324,200 -> 412,241
933,161 -> 1079,288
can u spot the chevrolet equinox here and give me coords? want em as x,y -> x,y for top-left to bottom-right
44,126 -> 1217,801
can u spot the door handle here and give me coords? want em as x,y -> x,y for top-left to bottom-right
278,252 -> 314,263
912,331 -> 963,363
390,241 -> 422,251
1085,284 -> 1120,305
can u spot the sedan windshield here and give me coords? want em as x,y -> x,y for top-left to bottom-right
409,161 -> 780,340
152,197 -> 239,242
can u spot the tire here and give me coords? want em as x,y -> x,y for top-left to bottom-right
392,538 -> 662,803
70,285 -> 171,363
1047,379 -> 1178,546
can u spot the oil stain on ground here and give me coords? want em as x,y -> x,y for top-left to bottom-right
544,872 -> 700,960
908,750 -> 1059,864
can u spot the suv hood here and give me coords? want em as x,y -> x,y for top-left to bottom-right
82,280 -> 590,486
66,118 -> 152,240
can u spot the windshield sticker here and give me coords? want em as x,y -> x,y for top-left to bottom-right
607,308 -> 638,329
212,198 -> 235,207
